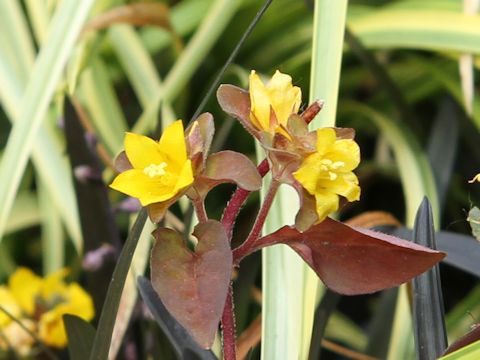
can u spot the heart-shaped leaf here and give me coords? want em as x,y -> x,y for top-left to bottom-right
150,220 -> 232,348
256,217 -> 446,295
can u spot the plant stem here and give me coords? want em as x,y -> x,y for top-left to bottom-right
221,158 -> 269,240
193,198 -> 208,223
232,179 -> 280,264
221,284 -> 236,360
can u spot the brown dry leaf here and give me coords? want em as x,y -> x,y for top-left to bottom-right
237,314 -> 262,360
345,211 -> 402,228
84,3 -> 171,33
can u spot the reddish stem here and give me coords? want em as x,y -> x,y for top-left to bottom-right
221,284 -> 236,360
232,179 -> 280,264
221,158 -> 270,240
193,198 -> 208,223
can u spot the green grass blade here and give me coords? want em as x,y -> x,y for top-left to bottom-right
0,4 -> 83,250
0,0 -> 93,245
24,0 -> 50,46
5,192 -> 40,236
349,8 -> 480,54
261,1 -> 347,359
89,210 -> 148,360
0,0 -> 36,83
38,178 -> 64,274
79,58 -> 127,156
439,339 -> 480,360
132,0 -> 242,134
108,25 -> 176,124
309,0 -> 348,129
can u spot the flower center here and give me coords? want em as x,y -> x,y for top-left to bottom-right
143,162 -> 168,178
319,159 -> 345,181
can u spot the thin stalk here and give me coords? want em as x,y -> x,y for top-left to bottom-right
221,159 -> 269,241
221,285 -> 236,360
233,179 -> 280,264
193,198 -> 208,223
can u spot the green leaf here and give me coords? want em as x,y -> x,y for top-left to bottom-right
64,314 -> 96,360
0,0 -> 94,243
89,210 -> 148,360
349,9 -> 480,54
261,1 -> 347,359
132,0 -> 242,135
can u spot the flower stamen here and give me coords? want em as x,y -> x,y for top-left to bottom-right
144,163 -> 168,178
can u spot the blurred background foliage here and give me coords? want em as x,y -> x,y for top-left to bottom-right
1,0 -> 480,359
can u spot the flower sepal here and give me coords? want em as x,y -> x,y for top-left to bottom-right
189,150 -> 262,200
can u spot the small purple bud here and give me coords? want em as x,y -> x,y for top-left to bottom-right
82,244 -> 117,272
124,341 -> 138,360
84,132 -> 98,151
57,116 -> 65,129
74,164 -> 102,184
114,197 -> 142,213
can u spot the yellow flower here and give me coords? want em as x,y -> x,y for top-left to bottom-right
9,267 -> 42,315
38,283 -> 94,348
469,173 -> 480,183
293,128 -> 361,222
0,286 -> 22,326
249,70 -> 302,134
0,267 -> 95,351
110,120 -> 194,206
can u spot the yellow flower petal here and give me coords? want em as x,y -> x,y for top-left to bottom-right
38,283 -> 94,348
328,139 -> 360,171
124,132 -> 166,170
173,160 -> 194,194
9,268 -> 42,315
294,128 -> 361,222
315,173 -> 361,202
40,268 -> 70,302
159,120 -> 188,170
249,70 -> 272,131
315,128 -> 337,156
0,286 -> 22,326
248,70 -> 302,133
267,70 -> 301,127
111,169 -> 181,206
293,152 -> 324,195
110,120 -> 194,207
314,191 -> 340,222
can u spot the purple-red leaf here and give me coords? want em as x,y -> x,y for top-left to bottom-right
150,220 -> 232,348
113,151 -> 132,173
216,84 -> 257,137
193,151 -> 262,198
185,113 -> 215,164
256,217 -> 446,295
443,324 -> 480,355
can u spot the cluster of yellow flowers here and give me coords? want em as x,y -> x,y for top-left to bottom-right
0,267 -> 94,355
110,70 -> 361,225
248,70 -> 360,222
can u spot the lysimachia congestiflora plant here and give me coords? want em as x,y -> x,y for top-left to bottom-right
110,70 -> 446,357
